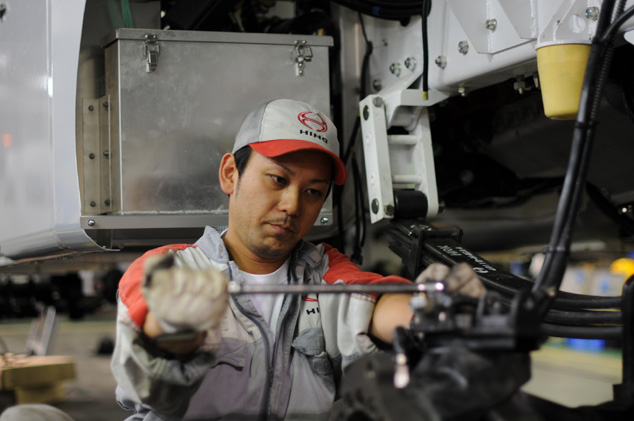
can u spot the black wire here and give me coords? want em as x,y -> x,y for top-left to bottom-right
540,324 -> 622,340
359,12 -> 372,100
600,5 -> 634,44
421,0 -> 430,99
543,308 -> 622,326
531,0 -> 623,319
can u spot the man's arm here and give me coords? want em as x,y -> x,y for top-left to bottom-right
369,263 -> 485,344
370,293 -> 413,343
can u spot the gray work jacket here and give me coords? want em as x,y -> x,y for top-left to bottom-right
112,227 -> 403,420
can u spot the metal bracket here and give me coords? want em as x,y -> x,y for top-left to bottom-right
294,40 -> 313,76
360,94 -> 439,224
144,34 -> 160,72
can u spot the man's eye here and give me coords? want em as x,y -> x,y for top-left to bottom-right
269,175 -> 287,186
306,189 -> 324,198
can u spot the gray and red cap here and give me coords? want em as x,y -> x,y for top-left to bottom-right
233,98 -> 347,185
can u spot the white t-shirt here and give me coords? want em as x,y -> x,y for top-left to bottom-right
239,258 -> 289,336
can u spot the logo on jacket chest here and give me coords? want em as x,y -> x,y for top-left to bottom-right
301,290 -> 320,315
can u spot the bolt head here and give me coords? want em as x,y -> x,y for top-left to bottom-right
87,219 -> 96,226
372,97 -> 384,107
434,56 -> 447,69
458,41 -> 469,55
585,7 -> 600,21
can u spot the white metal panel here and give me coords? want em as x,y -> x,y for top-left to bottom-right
0,0 -> 100,262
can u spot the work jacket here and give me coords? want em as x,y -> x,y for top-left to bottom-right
111,226 -> 408,420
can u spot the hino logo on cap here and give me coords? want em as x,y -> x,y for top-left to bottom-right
297,111 -> 328,132
297,111 -> 329,144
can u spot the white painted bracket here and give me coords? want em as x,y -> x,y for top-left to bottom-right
360,95 -> 395,224
360,94 -> 439,224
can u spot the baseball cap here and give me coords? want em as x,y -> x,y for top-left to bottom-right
233,99 -> 347,185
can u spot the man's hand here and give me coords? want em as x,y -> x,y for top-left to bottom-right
415,262 -> 486,299
142,254 -> 228,351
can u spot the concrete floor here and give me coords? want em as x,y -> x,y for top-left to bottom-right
0,304 -> 129,420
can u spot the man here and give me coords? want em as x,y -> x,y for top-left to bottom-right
110,98 -> 484,420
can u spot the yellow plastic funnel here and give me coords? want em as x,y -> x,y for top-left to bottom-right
537,44 -> 591,120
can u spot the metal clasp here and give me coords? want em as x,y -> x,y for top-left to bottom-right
294,40 -> 313,76
144,34 -> 160,72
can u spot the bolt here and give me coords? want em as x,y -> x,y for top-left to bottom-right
371,198 -> 380,214
88,105 -> 94,112
372,97 -> 384,107
458,86 -> 468,97
89,153 -> 95,159
389,62 -> 401,77
104,199 -> 111,206
585,7 -> 599,21
103,101 -> 109,109
404,57 -> 417,71
434,55 -> 447,69
485,18 -> 497,31
87,219 -> 96,226
384,204 -> 395,216
90,201 -> 96,207
514,75 -> 526,94
372,79 -> 382,92
103,150 -> 110,158
458,41 -> 469,55
320,217 -> 329,224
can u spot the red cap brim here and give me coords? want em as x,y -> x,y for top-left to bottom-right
250,139 -> 347,185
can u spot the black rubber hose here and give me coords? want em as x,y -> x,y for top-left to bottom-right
531,0 -> 622,319
540,324 -> 622,340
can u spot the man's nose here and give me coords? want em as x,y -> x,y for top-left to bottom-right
279,188 -> 301,216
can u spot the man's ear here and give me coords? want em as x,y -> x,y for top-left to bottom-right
219,153 -> 238,195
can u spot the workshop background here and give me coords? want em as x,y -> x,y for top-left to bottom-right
2,0 -> 634,419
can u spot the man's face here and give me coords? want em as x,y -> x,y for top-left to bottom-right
220,149 -> 333,269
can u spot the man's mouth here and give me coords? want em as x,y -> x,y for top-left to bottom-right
267,222 -> 296,235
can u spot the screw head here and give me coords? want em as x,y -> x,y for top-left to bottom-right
384,204 -> 395,216
485,19 -> 497,31
372,79 -> 382,92
103,150 -> 110,158
90,201 -> 96,207
458,41 -> 469,55
320,217 -> 329,224
389,62 -> 402,76
87,219 -> 96,226
104,199 -> 111,206
372,97 -> 384,107
585,7 -> 600,20
434,56 -> 447,69
89,153 -> 95,159
88,105 -> 94,112
404,57 -> 417,71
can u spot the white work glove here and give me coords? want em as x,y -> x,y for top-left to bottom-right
415,262 -> 486,299
142,254 -> 228,335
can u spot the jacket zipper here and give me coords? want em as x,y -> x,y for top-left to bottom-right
232,296 -> 271,421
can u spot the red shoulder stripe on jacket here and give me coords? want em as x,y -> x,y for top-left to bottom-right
322,244 -> 410,288
119,244 -> 195,328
